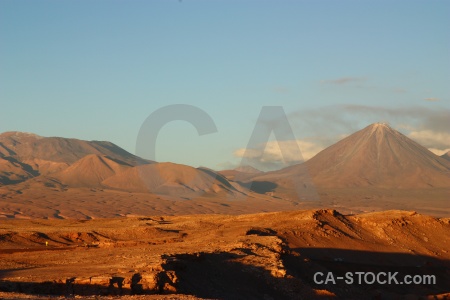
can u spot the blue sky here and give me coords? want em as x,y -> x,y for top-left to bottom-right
1,1 -> 449,170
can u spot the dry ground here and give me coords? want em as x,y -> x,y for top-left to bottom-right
1,209 -> 449,299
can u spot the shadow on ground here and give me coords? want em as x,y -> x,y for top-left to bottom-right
282,248 -> 450,299
0,249 -> 449,299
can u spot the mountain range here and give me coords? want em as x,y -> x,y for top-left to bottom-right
0,131 -> 239,198
0,131 -> 149,184
0,124 -> 449,219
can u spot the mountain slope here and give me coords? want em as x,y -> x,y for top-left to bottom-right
442,151 -> 450,161
103,162 -> 241,196
219,165 -> 263,181
51,154 -> 133,188
252,123 -> 450,189
0,131 -> 151,184
0,156 -> 37,184
0,131 -> 149,166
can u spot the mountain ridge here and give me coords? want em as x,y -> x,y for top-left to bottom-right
0,132 -> 151,185
1,125 -> 449,200
0,126 -> 449,218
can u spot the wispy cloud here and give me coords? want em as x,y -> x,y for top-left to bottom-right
424,97 -> 440,102
231,105 -> 449,171
320,76 -> 407,95
288,104 -> 450,156
320,77 -> 366,85
233,139 -> 325,171
428,148 -> 450,156
408,130 -> 450,150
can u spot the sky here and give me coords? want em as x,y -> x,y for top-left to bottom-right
1,0 -> 449,171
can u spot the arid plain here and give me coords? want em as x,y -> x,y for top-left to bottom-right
1,124 -> 450,299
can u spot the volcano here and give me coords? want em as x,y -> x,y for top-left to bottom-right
251,123 -> 450,189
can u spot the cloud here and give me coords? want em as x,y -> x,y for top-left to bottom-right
232,104 -> 449,171
320,77 -> 407,95
428,148 -> 450,156
408,130 -> 450,150
424,97 -> 440,102
233,139 -> 325,171
287,104 -> 450,157
302,104 -> 449,132
320,77 -> 366,85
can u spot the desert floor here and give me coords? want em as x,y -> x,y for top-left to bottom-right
1,209 -> 449,299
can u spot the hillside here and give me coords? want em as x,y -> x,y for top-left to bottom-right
103,162 -> 242,196
51,154 -> 133,188
442,151 -> 450,161
219,165 -> 263,181
0,131 -> 150,184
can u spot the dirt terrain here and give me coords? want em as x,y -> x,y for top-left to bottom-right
1,209 -> 449,299
0,126 -> 449,299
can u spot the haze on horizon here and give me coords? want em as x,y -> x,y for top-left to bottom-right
1,1 -> 449,171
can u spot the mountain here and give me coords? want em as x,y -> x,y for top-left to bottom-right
0,131 -> 150,184
219,165 -> 263,181
234,165 -> 262,174
0,127 -> 449,218
0,156 -> 38,184
0,131 -> 243,199
103,162 -> 241,196
251,123 -> 450,189
442,151 -> 450,161
51,154 -> 133,188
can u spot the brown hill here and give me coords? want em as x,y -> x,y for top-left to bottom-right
0,131 -> 150,184
252,123 -> 450,189
51,154 -> 133,188
0,156 -> 37,184
103,162 -> 241,196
